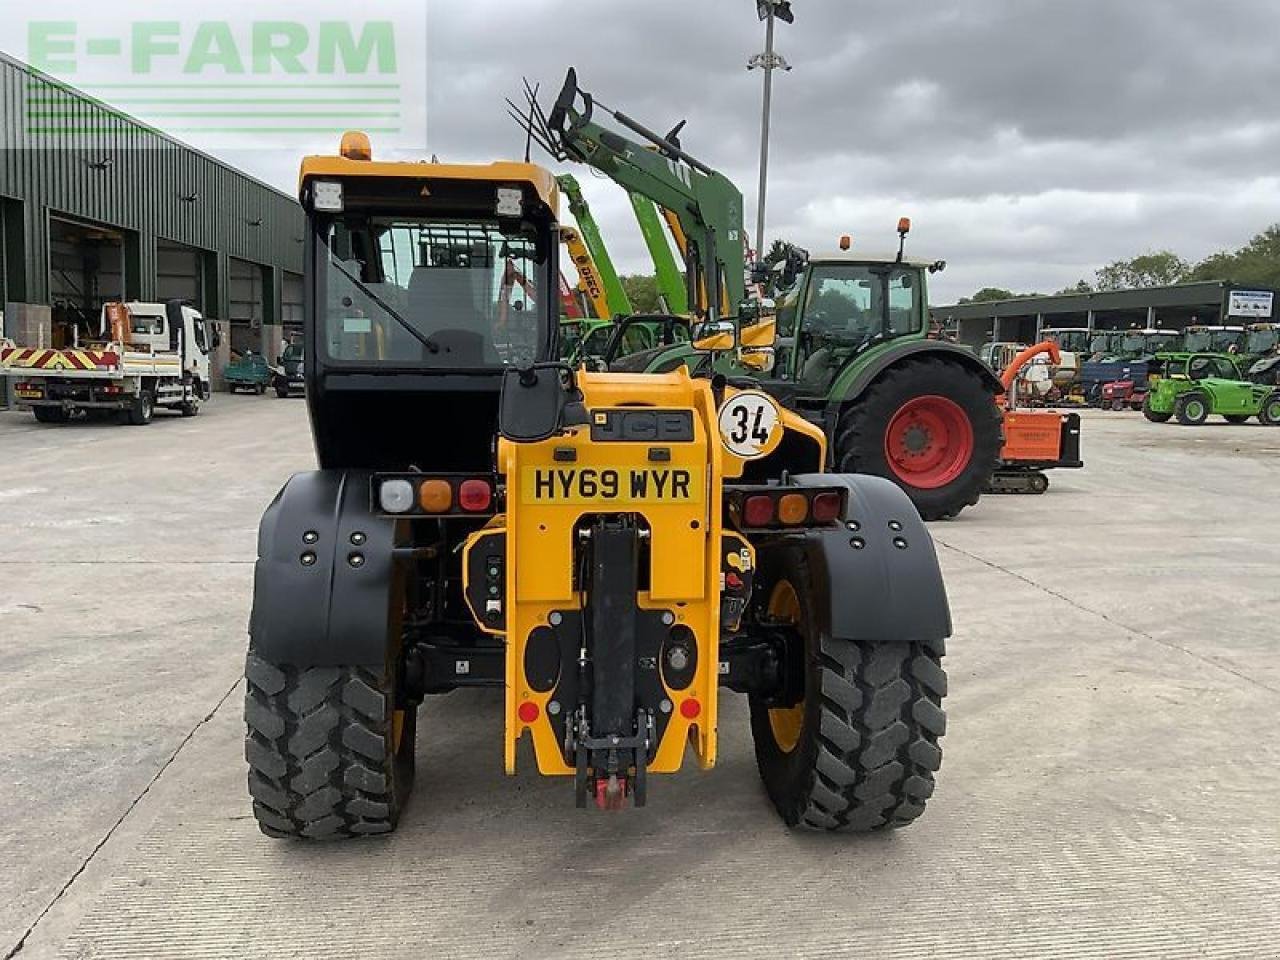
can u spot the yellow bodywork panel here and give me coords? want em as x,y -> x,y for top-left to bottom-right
298,152 -> 560,215
559,226 -> 611,320
461,369 -> 825,781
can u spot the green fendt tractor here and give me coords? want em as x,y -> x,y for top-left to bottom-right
1143,353 -> 1280,425
520,69 -> 1004,520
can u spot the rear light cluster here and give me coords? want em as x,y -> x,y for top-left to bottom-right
727,486 -> 846,529
99,384 -> 123,396
374,475 -> 497,516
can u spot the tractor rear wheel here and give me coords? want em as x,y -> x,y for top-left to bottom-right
836,358 -> 1002,521
1175,392 -> 1210,426
748,546 -> 946,831
1141,396 -> 1172,423
244,651 -> 417,839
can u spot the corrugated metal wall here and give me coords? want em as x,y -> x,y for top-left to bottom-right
0,51 -> 303,332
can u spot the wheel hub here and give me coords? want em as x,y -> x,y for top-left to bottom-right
883,395 -> 976,490
902,423 -> 932,454
765,580 -> 805,754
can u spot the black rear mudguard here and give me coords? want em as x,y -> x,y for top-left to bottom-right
782,474 -> 951,649
249,470 -> 404,668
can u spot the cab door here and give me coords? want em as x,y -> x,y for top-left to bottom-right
1202,357 -> 1249,413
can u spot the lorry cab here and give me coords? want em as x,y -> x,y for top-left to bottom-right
101,300 -> 215,383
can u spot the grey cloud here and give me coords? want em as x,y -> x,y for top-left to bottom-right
206,0 -> 1280,303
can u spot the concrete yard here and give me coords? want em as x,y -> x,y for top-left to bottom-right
2,397 -> 1278,959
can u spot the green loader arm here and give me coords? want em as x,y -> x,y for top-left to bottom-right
628,192 -> 688,314
534,68 -> 745,324
556,173 -> 633,317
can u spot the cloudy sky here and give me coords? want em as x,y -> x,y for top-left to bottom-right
10,0 -> 1280,303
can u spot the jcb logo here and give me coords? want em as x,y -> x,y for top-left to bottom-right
591,409 -> 694,442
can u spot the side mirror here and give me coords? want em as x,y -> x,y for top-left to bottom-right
739,346 -> 775,372
500,364 -> 576,442
692,319 -> 737,353
740,317 -> 777,349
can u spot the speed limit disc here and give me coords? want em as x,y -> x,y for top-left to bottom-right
717,390 -> 783,459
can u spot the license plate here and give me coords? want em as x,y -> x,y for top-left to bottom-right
522,466 -> 703,504
16,389 -> 42,399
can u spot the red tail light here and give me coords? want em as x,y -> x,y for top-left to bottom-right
743,495 -> 774,527
811,492 -> 842,524
458,479 -> 493,512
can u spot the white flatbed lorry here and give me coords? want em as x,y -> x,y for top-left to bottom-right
0,300 -> 217,425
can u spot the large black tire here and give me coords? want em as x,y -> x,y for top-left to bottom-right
122,391 -> 154,426
275,378 -> 290,399
1142,396 -> 1172,423
32,406 -> 68,423
749,545 -> 946,831
1175,391 -> 1210,426
1260,393 -> 1280,426
244,653 -> 417,839
835,358 -> 1002,521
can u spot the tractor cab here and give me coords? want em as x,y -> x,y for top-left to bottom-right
1042,327 -> 1092,354
767,224 -> 944,405
1246,323 -> 1278,357
299,134 -> 561,471
1183,325 -> 1246,355
1120,329 -> 1182,360
1180,354 -> 1245,381
1088,331 -> 1124,359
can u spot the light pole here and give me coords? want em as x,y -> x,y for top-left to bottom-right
748,0 -> 794,266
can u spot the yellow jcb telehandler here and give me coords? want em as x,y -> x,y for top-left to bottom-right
243,133 -> 950,837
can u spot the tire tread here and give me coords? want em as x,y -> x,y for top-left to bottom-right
244,653 -> 408,839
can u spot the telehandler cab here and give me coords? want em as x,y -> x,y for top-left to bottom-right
244,133 -> 951,838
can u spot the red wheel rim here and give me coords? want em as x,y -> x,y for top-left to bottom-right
883,395 -> 975,490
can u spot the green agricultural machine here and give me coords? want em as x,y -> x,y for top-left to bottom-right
1119,329 -> 1182,360
555,174 -> 696,363
1245,323 -> 1280,385
1143,353 -> 1280,425
1181,324 -> 1246,356
518,69 -> 1004,519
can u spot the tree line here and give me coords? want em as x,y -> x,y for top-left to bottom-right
959,224 -> 1280,304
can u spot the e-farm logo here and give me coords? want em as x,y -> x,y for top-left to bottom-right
10,3 -> 426,148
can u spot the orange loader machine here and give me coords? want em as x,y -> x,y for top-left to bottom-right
986,341 -> 1083,494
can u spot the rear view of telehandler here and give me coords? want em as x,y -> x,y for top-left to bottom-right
243,132 -> 950,839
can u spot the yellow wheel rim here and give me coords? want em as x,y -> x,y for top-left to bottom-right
392,709 -> 406,753
766,579 -> 805,754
